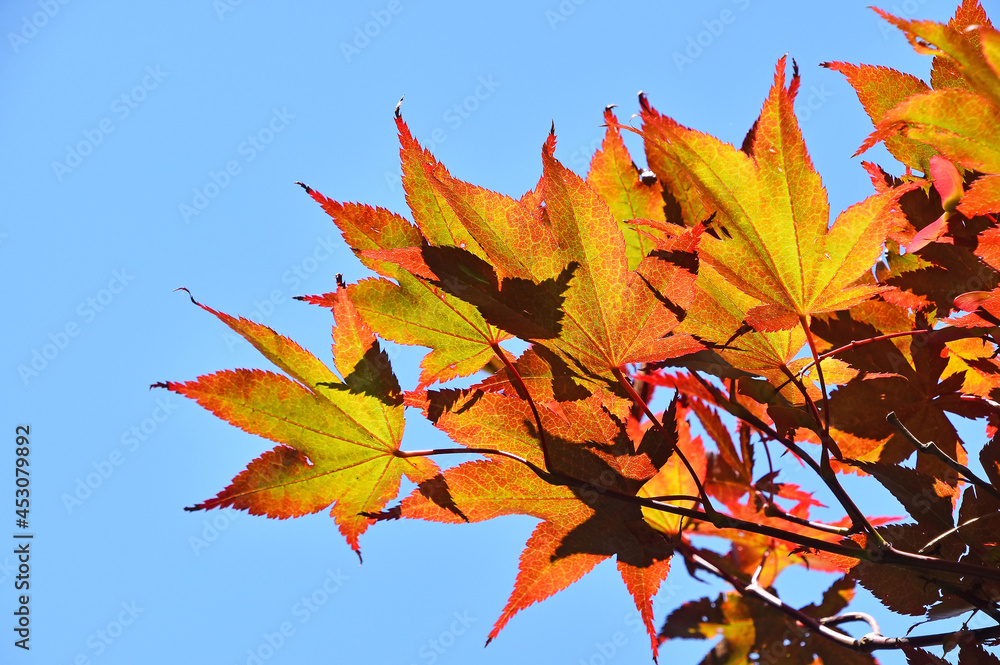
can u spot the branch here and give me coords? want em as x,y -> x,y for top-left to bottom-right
887,411 -> 1000,502
396,446 -> 872,561
395,445 -> 1000,582
820,612 -> 881,635
677,541 -> 1000,653
489,341 -> 556,474
689,370 -> 885,544
612,365 -> 718,519
760,497 -> 852,536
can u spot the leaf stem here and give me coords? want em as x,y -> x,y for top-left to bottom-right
611,365 -> 717,520
488,341 -> 556,474
800,314 -> 831,432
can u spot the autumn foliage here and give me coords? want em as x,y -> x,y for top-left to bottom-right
159,2 -> 1000,662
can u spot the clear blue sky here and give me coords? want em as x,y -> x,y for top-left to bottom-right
3,1 -> 996,664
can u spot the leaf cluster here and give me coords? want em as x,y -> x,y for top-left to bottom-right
160,2 -> 1000,662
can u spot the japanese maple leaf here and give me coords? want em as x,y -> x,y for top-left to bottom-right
586,106 -> 667,268
295,114 -> 514,388
390,389 -> 678,658
822,60 -> 935,173
856,3 -> 1000,215
640,57 -> 911,334
156,287 -> 437,558
357,124 -> 703,382
536,146 -> 704,375
810,312 -> 981,482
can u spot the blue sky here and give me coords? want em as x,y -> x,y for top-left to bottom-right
3,1 -> 997,664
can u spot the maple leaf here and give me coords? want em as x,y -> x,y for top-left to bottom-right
372,125 -> 703,382
859,3 -> 1000,177
876,180 -> 1000,318
297,121 -> 516,388
813,314 -> 975,479
640,57 -> 911,335
822,61 -> 935,172
157,288 -> 437,557
586,106 -> 667,268
393,389 -> 677,658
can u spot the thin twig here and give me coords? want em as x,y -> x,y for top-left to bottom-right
395,445 -> 1000,582
489,341 -> 556,474
820,612 -> 881,635
887,411 -> 1000,502
919,513 -> 1000,554
677,540 -> 1000,653
612,366 -> 718,519
689,370 -> 885,544
761,498 -> 852,536
795,329 -> 933,380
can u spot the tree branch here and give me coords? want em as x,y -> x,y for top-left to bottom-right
676,540 -> 1000,653
395,445 -> 1000,582
612,365 -> 718,519
887,411 -> 1000,502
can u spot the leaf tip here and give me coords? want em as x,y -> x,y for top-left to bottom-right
294,180 -> 313,194
394,95 -> 404,119
173,286 -> 198,306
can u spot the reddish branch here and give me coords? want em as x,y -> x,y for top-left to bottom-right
687,370 -> 886,544
611,366 -> 717,518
